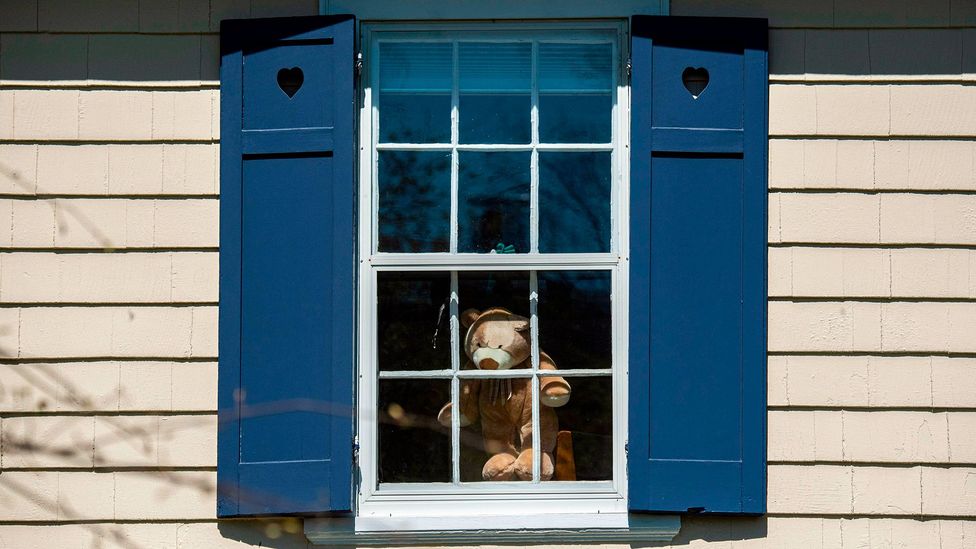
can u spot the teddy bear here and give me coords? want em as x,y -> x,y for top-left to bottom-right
437,307 -> 571,481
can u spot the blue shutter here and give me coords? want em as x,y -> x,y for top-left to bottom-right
218,15 -> 355,517
628,15 -> 767,514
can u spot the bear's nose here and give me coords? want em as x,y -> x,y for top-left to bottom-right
479,358 -> 499,370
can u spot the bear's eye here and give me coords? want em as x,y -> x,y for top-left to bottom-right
496,345 -> 503,349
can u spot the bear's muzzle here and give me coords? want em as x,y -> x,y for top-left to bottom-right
472,347 -> 514,370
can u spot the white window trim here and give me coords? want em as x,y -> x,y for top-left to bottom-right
355,19 -> 631,522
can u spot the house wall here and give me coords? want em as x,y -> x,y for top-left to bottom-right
0,0 -> 973,547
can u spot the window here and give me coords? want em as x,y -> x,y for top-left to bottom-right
356,23 -> 628,518
217,13 -> 768,539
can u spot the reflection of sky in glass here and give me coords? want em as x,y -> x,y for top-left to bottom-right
459,43 -> 531,144
380,42 -> 452,91
458,152 -> 530,253
539,152 -> 611,253
539,43 -> 612,143
539,94 -> 611,143
376,40 -> 615,254
379,42 -> 451,143
378,151 -> 451,252
538,43 -> 612,91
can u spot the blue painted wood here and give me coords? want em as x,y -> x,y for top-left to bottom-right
629,15 -> 767,515
219,14 -> 355,517
650,128 -> 743,154
242,128 -> 335,155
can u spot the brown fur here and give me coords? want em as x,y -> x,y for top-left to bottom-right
438,308 -> 571,481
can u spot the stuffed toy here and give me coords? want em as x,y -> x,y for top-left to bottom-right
437,307 -> 571,481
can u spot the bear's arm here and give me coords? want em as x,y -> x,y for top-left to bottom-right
538,351 -> 571,408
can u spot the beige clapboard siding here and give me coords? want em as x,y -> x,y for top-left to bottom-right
0,252 -> 218,303
768,410 -> 976,464
770,84 -> 976,137
0,198 -> 218,248
0,522 -> 313,549
0,470 -> 214,521
10,410 -> 972,469
4,84 -> 976,141
0,89 -> 217,141
770,193 -> 976,245
769,356 -> 976,409
0,143 -> 219,196
0,307 -> 217,359
769,139 -> 976,191
769,301 -> 976,353
768,247 -> 976,299
1,414 -> 215,468
769,465 -> 976,516
0,518 -> 974,549
0,361 -> 217,413
3,466 -> 974,521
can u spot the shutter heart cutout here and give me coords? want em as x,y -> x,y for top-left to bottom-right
277,67 -> 304,98
681,67 -> 709,99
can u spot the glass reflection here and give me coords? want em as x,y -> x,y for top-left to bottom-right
378,151 -> 451,252
458,152 -> 530,253
549,377 -> 613,481
379,42 -> 451,143
459,42 -> 531,144
537,270 -> 612,369
538,152 -> 611,253
378,379 -> 451,483
538,43 -> 612,143
377,271 -> 452,371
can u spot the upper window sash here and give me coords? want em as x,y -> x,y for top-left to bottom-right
364,24 -> 625,259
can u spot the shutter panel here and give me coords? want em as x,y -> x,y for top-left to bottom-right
218,15 -> 355,517
628,15 -> 767,514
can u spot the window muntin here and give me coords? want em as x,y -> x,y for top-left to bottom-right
360,23 -> 627,509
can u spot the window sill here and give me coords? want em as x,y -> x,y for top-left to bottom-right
304,513 -> 681,546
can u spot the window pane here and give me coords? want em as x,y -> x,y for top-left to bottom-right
538,152 -> 611,253
458,376 -> 541,482
377,272 -> 452,371
379,42 -> 451,143
458,271 -> 530,319
378,150 -> 451,252
458,152 -> 530,254
537,270 -> 611,369
550,377 -> 613,481
378,379 -> 451,483
459,43 -> 531,144
538,43 -> 612,143
539,93 -> 611,143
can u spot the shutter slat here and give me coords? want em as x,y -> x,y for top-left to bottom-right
628,15 -> 768,515
242,128 -> 335,155
219,14 -> 355,517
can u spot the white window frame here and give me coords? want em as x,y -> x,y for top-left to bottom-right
355,20 -> 632,526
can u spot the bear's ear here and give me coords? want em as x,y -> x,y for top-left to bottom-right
512,317 -> 530,333
460,308 -> 481,328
